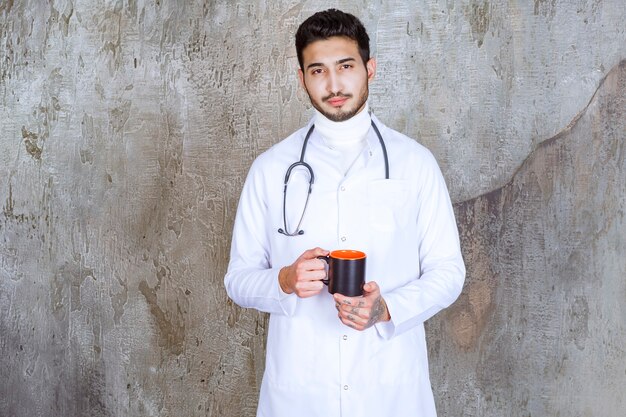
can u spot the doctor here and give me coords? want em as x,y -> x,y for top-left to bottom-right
225,8 -> 465,417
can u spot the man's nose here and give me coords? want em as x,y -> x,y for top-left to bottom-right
327,71 -> 342,94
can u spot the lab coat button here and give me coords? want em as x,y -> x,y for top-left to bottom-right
343,335 -> 348,340
344,385 -> 349,390
341,236 -> 346,242
340,186 -> 346,191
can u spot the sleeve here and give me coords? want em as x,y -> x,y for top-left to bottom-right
223,156 -> 298,316
375,151 -> 466,339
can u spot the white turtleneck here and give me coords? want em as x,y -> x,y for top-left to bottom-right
314,103 -> 371,176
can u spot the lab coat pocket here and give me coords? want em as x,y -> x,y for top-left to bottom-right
367,179 -> 411,231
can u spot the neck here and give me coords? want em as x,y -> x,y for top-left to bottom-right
314,103 -> 371,149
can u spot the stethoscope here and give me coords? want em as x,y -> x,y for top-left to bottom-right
277,119 -> 389,236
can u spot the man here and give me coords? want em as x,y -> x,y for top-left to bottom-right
225,9 -> 465,417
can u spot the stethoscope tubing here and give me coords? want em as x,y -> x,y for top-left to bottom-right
278,120 -> 388,236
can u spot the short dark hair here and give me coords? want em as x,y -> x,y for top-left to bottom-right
295,9 -> 370,70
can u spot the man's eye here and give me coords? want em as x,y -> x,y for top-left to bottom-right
311,68 -> 323,75
341,64 -> 352,69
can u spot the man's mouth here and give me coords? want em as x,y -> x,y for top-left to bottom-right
325,94 -> 351,107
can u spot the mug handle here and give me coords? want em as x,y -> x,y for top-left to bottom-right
317,255 -> 330,286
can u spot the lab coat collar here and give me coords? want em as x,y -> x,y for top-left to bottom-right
304,112 -> 387,159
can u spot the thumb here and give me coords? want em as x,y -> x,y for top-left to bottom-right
363,281 -> 379,294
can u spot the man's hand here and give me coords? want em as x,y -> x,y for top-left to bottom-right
333,281 -> 390,331
279,247 -> 329,298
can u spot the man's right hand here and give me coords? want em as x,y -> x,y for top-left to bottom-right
279,247 -> 329,298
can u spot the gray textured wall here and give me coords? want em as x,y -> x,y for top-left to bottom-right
1,1 -> 624,416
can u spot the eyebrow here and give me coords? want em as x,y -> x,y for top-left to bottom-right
305,57 -> 357,70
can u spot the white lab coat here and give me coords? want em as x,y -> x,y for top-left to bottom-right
225,114 -> 466,417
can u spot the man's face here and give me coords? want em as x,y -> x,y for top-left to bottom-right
298,36 -> 376,122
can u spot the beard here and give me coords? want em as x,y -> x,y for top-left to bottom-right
306,84 -> 369,122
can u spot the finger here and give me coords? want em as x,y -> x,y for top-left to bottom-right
337,300 -> 368,320
298,289 -> 323,298
363,281 -> 379,295
336,297 -> 364,310
300,257 -> 328,271
294,263 -> 326,281
296,283 -> 325,298
296,273 -> 326,289
338,304 -> 367,322
301,247 -> 330,260
347,305 -> 364,317
295,280 -> 324,293
339,303 -> 372,320
339,311 -> 366,330
336,295 -> 369,311
333,293 -> 356,306
339,315 -> 358,329
295,269 -> 327,283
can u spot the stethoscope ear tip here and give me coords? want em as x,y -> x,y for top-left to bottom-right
298,230 -> 304,235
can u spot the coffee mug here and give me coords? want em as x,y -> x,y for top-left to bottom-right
318,250 -> 366,297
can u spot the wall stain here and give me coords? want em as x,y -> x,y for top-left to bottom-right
60,4 -> 74,36
1,182 -> 37,228
534,0 -> 557,19
566,296 -> 589,351
138,260 -> 186,355
111,275 -> 128,325
138,279 -> 186,356
2,182 -> 16,219
18,68 -> 63,160
22,126 -> 42,159
0,0 -> 14,14
51,253 -> 96,319
226,298 -> 240,328
466,0 -> 490,48
109,100 -> 132,134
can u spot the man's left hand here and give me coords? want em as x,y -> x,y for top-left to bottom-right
333,281 -> 390,331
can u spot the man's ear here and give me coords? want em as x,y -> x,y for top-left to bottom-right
298,68 -> 306,89
366,58 -> 377,82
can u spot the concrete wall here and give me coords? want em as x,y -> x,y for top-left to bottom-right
1,1 -> 624,416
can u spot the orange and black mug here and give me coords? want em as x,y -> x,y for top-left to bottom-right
318,250 -> 366,297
